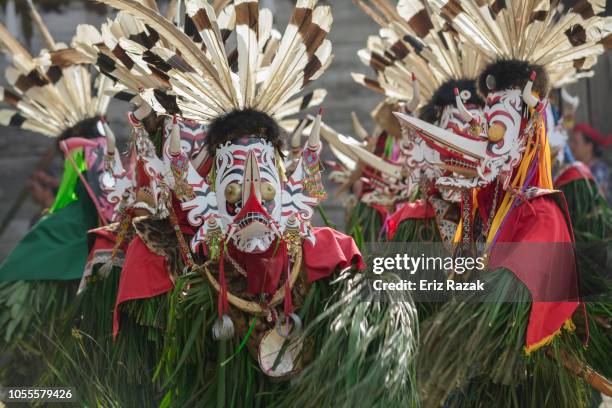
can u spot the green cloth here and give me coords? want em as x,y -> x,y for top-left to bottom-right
50,150 -> 87,213
0,178 -> 98,282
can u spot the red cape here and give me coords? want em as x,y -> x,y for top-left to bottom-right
386,200 -> 435,240
554,162 -> 594,188
112,226 -> 363,337
489,196 -> 579,351
113,235 -> 173,338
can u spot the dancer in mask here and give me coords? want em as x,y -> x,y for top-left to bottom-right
396,0 -> 612,405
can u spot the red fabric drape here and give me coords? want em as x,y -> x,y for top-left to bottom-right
386,200 -> 435,240
554,162 -> 594,187
489,197 -> 579,349
113,236 -> 173,338
303,227 -> 365,281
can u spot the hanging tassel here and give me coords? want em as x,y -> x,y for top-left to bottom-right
277,260 -> 303,339
204,218 -> 224,261
302,152 -> 327,200
212,241 -> 234,340
302,108 -> 327,199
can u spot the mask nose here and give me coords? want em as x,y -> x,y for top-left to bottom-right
242,150 -> 262,204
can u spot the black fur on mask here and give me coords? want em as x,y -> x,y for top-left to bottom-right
206,109 -> 282,156
419,78 -> 484,123
477,59 -> 549,97
58,117 -> 104,141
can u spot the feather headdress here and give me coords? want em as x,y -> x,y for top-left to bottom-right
0,2 -> 114,137
352,0 -> 486,110
94,0 -> 331,129
430,0 -> 612,89
73,0 -> 233,104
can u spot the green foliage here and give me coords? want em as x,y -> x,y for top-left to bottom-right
0,280 -> 77,386
418,268 -> 590,408
347,202 -> 384,246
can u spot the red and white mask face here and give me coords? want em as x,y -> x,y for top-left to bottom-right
176,118 -> 326,255
398,95 -> 486,197
163,118 -> 207,159
215,137 -> 282,253
395,87 -> 533,191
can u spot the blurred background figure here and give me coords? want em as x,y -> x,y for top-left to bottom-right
28,171 -> 59,210
569,124 -> 612,203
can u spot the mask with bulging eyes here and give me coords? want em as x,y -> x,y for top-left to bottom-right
171,112 -> 325,255
397,88 -> 485,200
215,137 -> 282,253
394,73 -> 544,191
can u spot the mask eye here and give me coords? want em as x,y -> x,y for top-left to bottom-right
225,183 -> 242,204
261,181 -> 276,201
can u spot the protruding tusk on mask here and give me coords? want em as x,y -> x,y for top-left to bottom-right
308,108 -> 323,149
454,87 -> 474,122
169,116 -> 181,156
488,123 -> 506,143
522,71 -> 541,108
351,112 -> 368,140
393,111 -> 488,160
242,150 -> 262,204
406,73 -> 420,113
101,117 -> 116,155
291,118 -> 309,149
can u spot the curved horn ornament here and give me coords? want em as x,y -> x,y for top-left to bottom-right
454,87 -> 474,123
101,118 -> 116,155
308,108 -> 323,149
522,71 -> 543,110
169,116 -> 182,156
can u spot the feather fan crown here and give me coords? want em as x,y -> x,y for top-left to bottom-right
95,0 -> 333,126
352,0 -> 486,108
0,4 -> 114,138
430,0 -> 612,89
